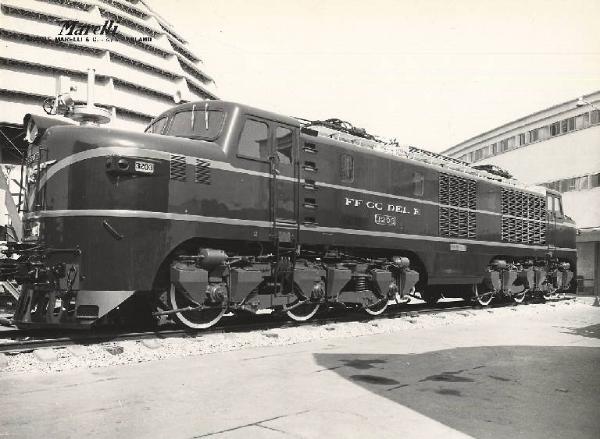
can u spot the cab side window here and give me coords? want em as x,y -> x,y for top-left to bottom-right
238,119 -> 269,161
554,195 -> 563,218
275,127 -> 293,166
546,195 -> 554,213
546,194 -> 563,219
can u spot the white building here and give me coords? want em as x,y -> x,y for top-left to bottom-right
443,91 -> 600,295
0,0 -> 217,140
0,0 -> 217,235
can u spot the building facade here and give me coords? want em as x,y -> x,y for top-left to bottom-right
443,91 -> 600,295
0,0 -> 217,234
0,0 -> 217,142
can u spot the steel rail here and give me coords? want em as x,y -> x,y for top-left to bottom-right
0,296 -> 575,355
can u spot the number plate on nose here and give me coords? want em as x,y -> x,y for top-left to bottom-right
135,161 -> 154,174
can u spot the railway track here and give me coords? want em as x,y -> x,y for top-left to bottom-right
0,296 -> 576,355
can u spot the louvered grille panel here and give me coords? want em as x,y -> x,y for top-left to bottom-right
439,173 -> 477,239
500,188 -> 546,244
439,207 -> 476,239
170,154 -> 186,181
195,159 -> 211,184
501,188 -> 546,221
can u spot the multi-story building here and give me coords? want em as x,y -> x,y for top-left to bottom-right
0,0 -> 217,157
0,0 -> 217,235
443,91 -> 600,295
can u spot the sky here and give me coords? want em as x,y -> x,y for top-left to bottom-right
150,0 -> 600,152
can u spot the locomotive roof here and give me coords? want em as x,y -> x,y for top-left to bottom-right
152,100 -> 547,197
153,100 -> 301,128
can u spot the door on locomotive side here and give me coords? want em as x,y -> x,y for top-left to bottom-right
545,190 -> 562,250
271,124 -> 300,243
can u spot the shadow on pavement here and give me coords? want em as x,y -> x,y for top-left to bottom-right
565,323 -> 600,339
315,345 -> 600,439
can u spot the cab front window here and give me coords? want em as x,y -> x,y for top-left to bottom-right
167,107 -> 226,140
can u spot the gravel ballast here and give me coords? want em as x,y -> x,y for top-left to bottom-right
1,299 -> 597,375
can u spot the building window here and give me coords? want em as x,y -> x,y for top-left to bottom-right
550,121 -> 560,136
541,173 -> 600,193
340,154 -> 354,182
491,143 -> 499,154
507,136 -> 515,149
591,110 -> 600,124
518,133 -> 526,146
500,139 -> 508,152
568,117 -> 575,131
576,113 -> 589,129
238,119 -> 269,160
529,128 -> 539,142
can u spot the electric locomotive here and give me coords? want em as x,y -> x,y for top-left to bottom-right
0,101 -> 577,329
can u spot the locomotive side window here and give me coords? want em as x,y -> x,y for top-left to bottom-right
546,195 -> 554,213
145,116 -> 168,134
275,127 -> 293,166
238,119 -> 269,161
340,154 -> 354,183
413,172 -> 424,196
546,194 -> 563,218
554,195 -> 564,218
167,108 -> 225,140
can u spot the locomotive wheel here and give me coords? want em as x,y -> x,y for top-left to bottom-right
168,284 -> 226,329
286,301 -> 320,322
512,288 -> 527,304
474,284 -> 494,306
364,298 -> 389,316
542,285 -> 558,301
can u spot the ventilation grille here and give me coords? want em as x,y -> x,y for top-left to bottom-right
195,159 -> 211,184
439,173 -> 476,209
501,218 -> 546,244
439,173 -> 477,239
170,154 -> 186,181
501,188 -> 546,220
501,189 -> 546,244
440,208 -> 476,238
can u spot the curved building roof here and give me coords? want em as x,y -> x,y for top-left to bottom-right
0,0 -> 217,138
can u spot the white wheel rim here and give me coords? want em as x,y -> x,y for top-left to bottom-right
287,303 -> 320,322
364,300 -> 388,316
513,289 -> 527,303
475,285 -> 493,306
169,284 -> 226,329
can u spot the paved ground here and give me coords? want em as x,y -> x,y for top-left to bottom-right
1,301 -> 599,439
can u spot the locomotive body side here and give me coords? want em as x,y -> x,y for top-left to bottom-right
293,133 -> 576,290
5,101 -> 577,328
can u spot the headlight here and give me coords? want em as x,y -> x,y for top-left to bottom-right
25,118 -> 40,144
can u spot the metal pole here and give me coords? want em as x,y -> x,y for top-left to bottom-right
87,68 -> 95,110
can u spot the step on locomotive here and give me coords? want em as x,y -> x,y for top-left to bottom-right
0,101 -> 576,329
